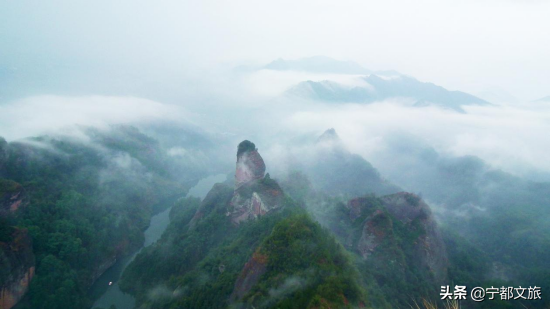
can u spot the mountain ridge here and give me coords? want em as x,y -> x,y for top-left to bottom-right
286,74 -> 489,112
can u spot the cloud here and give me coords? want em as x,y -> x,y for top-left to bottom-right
271,99 -> 549,179
1,1 -> 547,101
242,69 -> 371,97
0,95 -> 188,141
268,276 -> 306,298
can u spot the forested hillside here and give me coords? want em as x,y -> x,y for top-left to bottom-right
0,126 -> 212,308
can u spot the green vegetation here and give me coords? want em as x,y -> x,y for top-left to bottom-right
243,214 -> 366,308
120,184 -> 368,308
1,130 -> 548,309
236,140 -> 256,158
0,178 -> 21,197
0,217 -> 15,242
0,126 -> 205,308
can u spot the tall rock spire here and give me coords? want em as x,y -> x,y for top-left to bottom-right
229,140 -> 283,224
235,140 -> 266,189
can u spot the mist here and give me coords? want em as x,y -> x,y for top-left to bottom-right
1,1 -> 549,309
0,1 -> 548,179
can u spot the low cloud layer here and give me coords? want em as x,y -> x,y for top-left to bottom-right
0,70 -> 548,183
0,95 -> 188,141
270,99 -> 549,180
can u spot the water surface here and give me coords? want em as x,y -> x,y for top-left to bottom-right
90,174 -> 227,308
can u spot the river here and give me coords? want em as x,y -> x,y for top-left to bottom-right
89,174 -> 227,309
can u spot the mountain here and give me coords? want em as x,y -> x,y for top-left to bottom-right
329,192 -> 449,308
0,126 -> 214,308
264,56 -> 371,75
278,133 -> 548,307
4,126 -> 546,308
120,140 -> 368,308
283,128 -> 401,198
118,138 -> 489,308
286,75 -> 489,112
369,133 -> 550,306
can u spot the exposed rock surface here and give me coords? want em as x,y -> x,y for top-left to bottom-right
235,140 -> 266,189
0,180 -> 28,217
382,192 -> 448,282
357,209 -> 394,258
228,141 -> 283,224
228,176 -> 284,225
230,250 -> 268,302
0,228 -> 35,309
188,183 -> 234,231
346,192 -> 448,283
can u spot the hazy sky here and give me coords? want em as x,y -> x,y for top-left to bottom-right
0,0 -> 549,101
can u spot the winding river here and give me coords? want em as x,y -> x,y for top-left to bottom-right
89,174 -> 227,309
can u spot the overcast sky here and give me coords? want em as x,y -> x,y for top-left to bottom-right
0,0 -> 549,101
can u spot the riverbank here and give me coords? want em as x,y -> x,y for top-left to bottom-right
89,174 -> 227,309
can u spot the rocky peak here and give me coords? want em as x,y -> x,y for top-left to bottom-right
346,192 -> 448,283
379,192 -> 427,223
235,140 -> 266,189
228,141 -> 283,224
315,128 -> 348,153
316,128 -> 340,143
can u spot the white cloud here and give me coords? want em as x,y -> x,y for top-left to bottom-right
277,100 -> 549,178
243,70 -> 370,97
0,95 -> 188,141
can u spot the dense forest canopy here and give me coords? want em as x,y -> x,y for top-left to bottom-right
0,2 -> 549,308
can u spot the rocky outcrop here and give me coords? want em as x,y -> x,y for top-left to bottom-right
228,141 -> 283,224
188,183 -> 234,231
357,209 -> 395,258
0,180 -> 28,217
187,140 -> 282,228
346,192 -> 448,283
0,228 -> 35,309
380,192 -> 427,223
1,180 -> 34,308
381,192 -> 448,282
228,175 -> 284,225
230,250 -> 268,303
235,140 -> 266,189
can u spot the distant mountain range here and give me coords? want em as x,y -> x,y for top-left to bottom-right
286,75 -> 489,112
257,56 -> 491,112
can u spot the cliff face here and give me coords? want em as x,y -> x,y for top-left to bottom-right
235,140 -> 266,189
230,250 -> 268,302
228,141 -> 283,224
1,179 -> 34,309
0,228 -> 35,309
0,180 -> 28,217
188,183 -> 234,230
379,192 -> 448,282
345,192 -> 448,283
